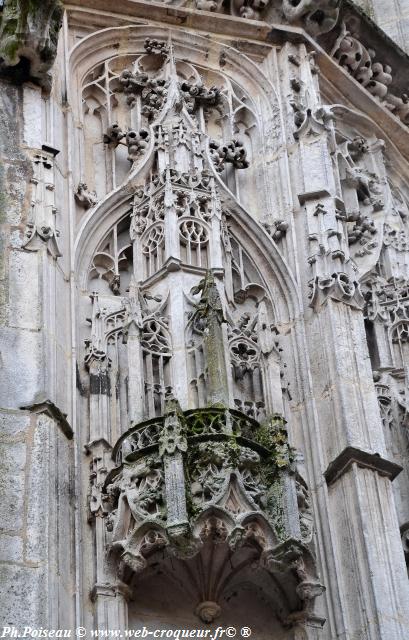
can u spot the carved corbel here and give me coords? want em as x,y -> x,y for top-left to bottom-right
75,182 -> 98,209
261,540 -> 326,628
292,104 -> 334,141
308,270 -> 364,310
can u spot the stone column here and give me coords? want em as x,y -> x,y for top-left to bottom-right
159,395 -> 189,533
124,278 -> 145,425
164,168 -> 180,264
92,583 -> 129,632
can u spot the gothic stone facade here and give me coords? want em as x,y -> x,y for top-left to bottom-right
1,1 -> 409,639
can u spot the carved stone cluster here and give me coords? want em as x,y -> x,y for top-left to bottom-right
195,0 -> 339,34
118,69 -> 169,117
209,139 -> 250,171
104,125 -> 150,163
195,0 -> 271,21
179,80 -> 222,117
332,24 -> 409,127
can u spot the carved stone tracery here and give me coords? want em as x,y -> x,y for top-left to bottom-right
77,29 -> 329,635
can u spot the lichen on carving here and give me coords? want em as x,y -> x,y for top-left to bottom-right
0,0 -> 63,90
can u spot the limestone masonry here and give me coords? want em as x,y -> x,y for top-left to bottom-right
1,1 -> 409,638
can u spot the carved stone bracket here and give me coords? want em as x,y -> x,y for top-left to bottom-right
75,182 -> 98,209
20,398 -> 73,440
308,271 -> 364,309
102,402 -> 323,629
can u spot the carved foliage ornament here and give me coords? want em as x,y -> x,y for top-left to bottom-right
195,0 -> 340,35
332,24 -> 409,127
104,125 -> 150,163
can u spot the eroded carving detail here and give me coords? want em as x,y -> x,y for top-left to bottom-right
332,24 -> 409,127
75,182 -> 98,209
23,150 -> 61,258
283,0 -> 340,36
0,0 -> 63,90
210,139 -> 250,171
104,125 -> 150,163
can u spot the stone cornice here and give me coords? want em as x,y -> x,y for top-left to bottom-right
324,446 -> 402,485
65,1 -> 409,131
20,398 -> 73,440
65,1 -> 409,85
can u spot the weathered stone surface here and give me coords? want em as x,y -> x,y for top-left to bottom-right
0,441 -> 26,532
0,328 -> 43,408
0,409 -> 29,438
8,250 -> 40,330
1,0 -> 409,637
0,564 -> 47,627
0,0 -> 64,91
0,534 -> 23,562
